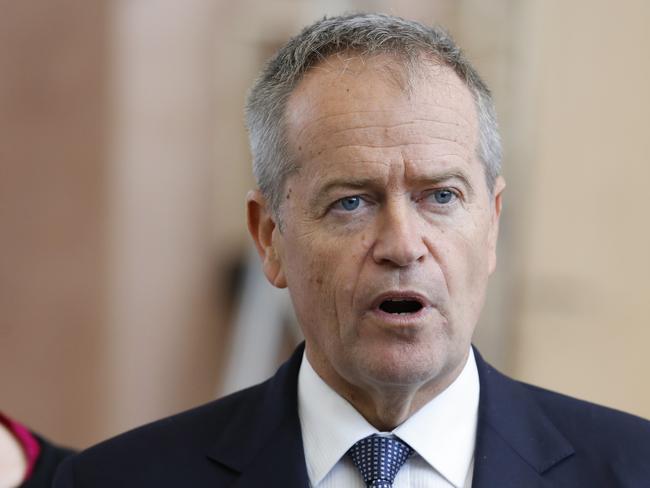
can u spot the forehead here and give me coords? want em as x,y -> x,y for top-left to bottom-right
284,53 -> 478,160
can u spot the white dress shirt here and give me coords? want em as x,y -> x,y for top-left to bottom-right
297,349 -> 479,488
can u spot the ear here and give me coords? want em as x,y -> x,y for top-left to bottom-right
487,176 -> 505,275
246,190 -> 287,288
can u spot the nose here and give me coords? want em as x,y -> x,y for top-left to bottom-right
371,200 -> 428,267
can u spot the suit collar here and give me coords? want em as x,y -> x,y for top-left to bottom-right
472,347 -> 575,487
206,343 -> 308,487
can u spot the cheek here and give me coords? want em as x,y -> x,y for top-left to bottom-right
287,244 -> 330,296
283,246 -> 333,345
439,224 -> 492,294
285,229 -> 370,314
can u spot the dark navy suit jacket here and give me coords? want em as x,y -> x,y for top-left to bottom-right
54,344 -> 650,487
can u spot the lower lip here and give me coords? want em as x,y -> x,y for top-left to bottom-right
367,306 -> 433,326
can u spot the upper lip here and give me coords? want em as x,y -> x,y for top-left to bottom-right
369,291 -> 432,310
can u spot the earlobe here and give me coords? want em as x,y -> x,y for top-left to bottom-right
246,190 -> 287,289
263,236 -> 287,288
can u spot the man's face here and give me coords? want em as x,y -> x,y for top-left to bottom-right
252,55 -> 504,397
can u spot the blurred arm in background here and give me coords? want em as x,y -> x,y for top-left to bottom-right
0,412 -> 74,488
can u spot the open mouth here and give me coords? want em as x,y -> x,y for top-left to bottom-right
378,298 -> 424,315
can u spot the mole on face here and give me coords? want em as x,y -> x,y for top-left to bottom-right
286,187 -> 292,200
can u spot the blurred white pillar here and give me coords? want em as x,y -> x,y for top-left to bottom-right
220,247 -> 297,395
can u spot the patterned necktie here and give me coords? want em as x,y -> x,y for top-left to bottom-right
346,434 -> 414,488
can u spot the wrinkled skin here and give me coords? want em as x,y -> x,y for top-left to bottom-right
248,55 -> 504,429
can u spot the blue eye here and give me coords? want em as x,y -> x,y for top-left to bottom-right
431,189 -> 456,204
339,196 -> 361,211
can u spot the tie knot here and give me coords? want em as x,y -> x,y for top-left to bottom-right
346,434 -> 413,488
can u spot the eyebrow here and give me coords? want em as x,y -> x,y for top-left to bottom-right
310,169 -> 476,208
418,170 -> 475,197
310,177 -> 376,209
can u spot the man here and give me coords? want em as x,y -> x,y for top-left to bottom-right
54,13 -> 650,488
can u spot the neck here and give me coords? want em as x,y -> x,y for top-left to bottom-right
306,348 -> 468,431
349,388 -> 433,431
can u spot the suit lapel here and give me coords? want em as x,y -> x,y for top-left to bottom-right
471,349 -> 574,488
206,344 -> 309,487
230,414 -> 308,488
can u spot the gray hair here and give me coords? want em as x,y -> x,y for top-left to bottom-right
245,13 -> 502,216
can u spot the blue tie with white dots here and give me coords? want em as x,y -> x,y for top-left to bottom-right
346,434 -> 414,488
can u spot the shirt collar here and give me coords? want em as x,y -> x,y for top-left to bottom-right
297,349 -> 479,488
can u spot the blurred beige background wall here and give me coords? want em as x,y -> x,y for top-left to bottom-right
0,0 -> 111,448
1,0 -> 648,449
